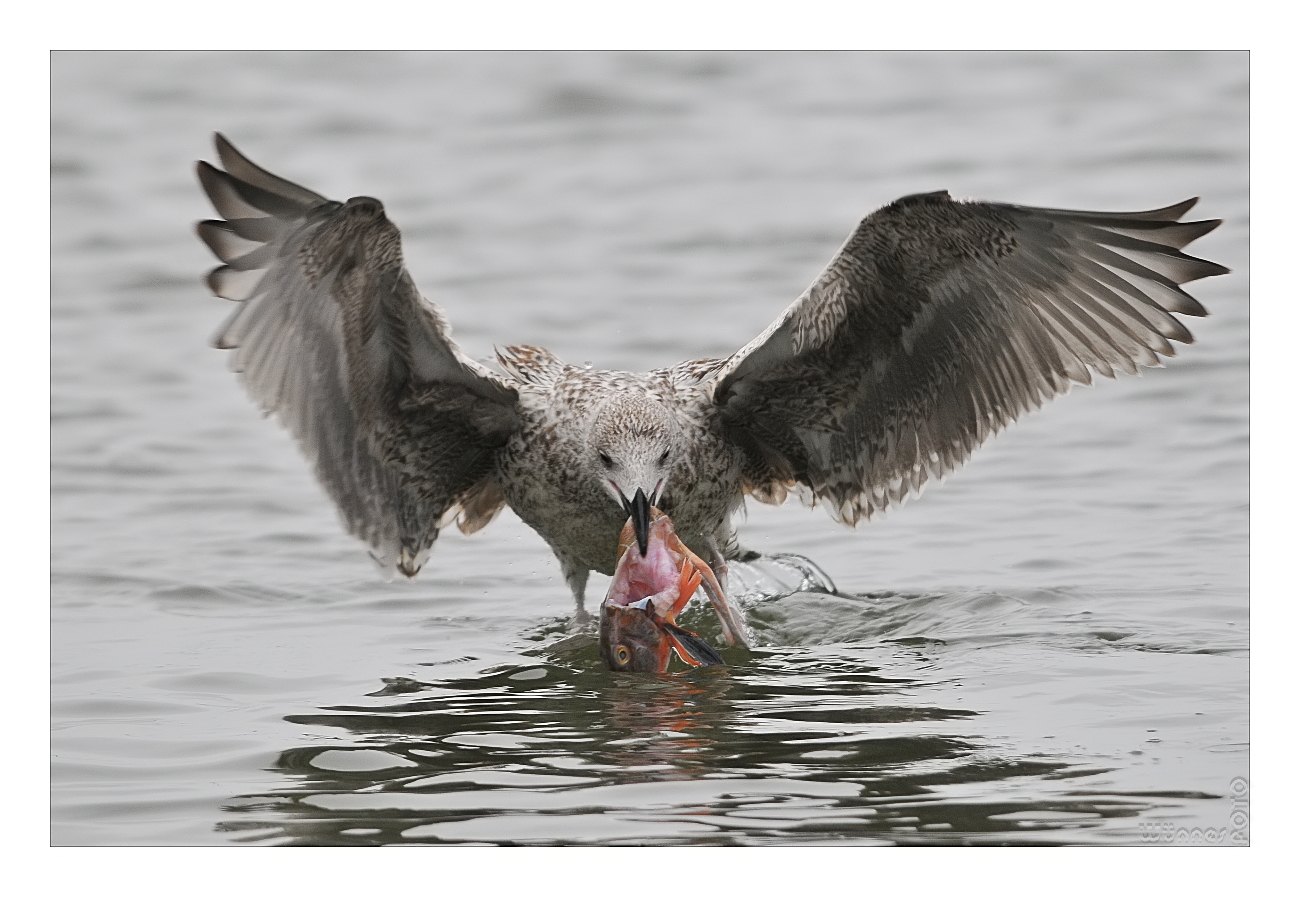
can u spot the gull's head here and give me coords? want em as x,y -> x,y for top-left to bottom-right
588,392 -> 681,557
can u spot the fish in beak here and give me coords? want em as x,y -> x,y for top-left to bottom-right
599,508 -> 747,673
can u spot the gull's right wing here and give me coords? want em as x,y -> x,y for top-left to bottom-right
197,134 -> 519,576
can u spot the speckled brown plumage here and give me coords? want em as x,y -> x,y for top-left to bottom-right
196,135 -> 1227,625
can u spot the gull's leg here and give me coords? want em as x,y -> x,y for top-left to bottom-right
683,537 -> 748,650
559,555 -> 591,627
708,548 -> 730,599
705,539 -> 735,603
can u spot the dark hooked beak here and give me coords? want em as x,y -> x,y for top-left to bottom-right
622,487 -> 652,557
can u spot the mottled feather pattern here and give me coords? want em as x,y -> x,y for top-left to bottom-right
494,358 -> 745,579
495,345 -> 567,386
670,356 -> 729,384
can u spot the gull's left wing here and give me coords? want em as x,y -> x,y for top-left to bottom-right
708,190 -> 1228,523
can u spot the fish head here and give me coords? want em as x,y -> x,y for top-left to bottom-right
600,602 -> 674,673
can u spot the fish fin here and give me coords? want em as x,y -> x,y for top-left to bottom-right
662,622 -> 725,667
667,565 -> 702,622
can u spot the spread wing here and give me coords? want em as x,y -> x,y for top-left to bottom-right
197,134 -> 519,576
710,190 -> 1228,523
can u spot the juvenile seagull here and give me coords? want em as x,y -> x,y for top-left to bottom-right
196,135 -> 1227,644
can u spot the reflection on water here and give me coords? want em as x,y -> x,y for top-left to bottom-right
217,567 -> 1239,845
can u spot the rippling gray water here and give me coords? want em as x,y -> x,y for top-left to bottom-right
51,51 -> 1247,845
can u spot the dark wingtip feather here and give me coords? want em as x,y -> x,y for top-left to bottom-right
196,219 -> 260,263
1031,197 -> 1203,224
208,161 -> 314,220
1188,247 -> 1231,280
1145,197 -> 1199,221
205,264 -> 265,301
214,133 -> 329,209
197,160 -> 266,220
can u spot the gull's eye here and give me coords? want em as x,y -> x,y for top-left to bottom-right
615,645 -> 631,666
599,451 -> 614,469
658,450 -> 670,466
